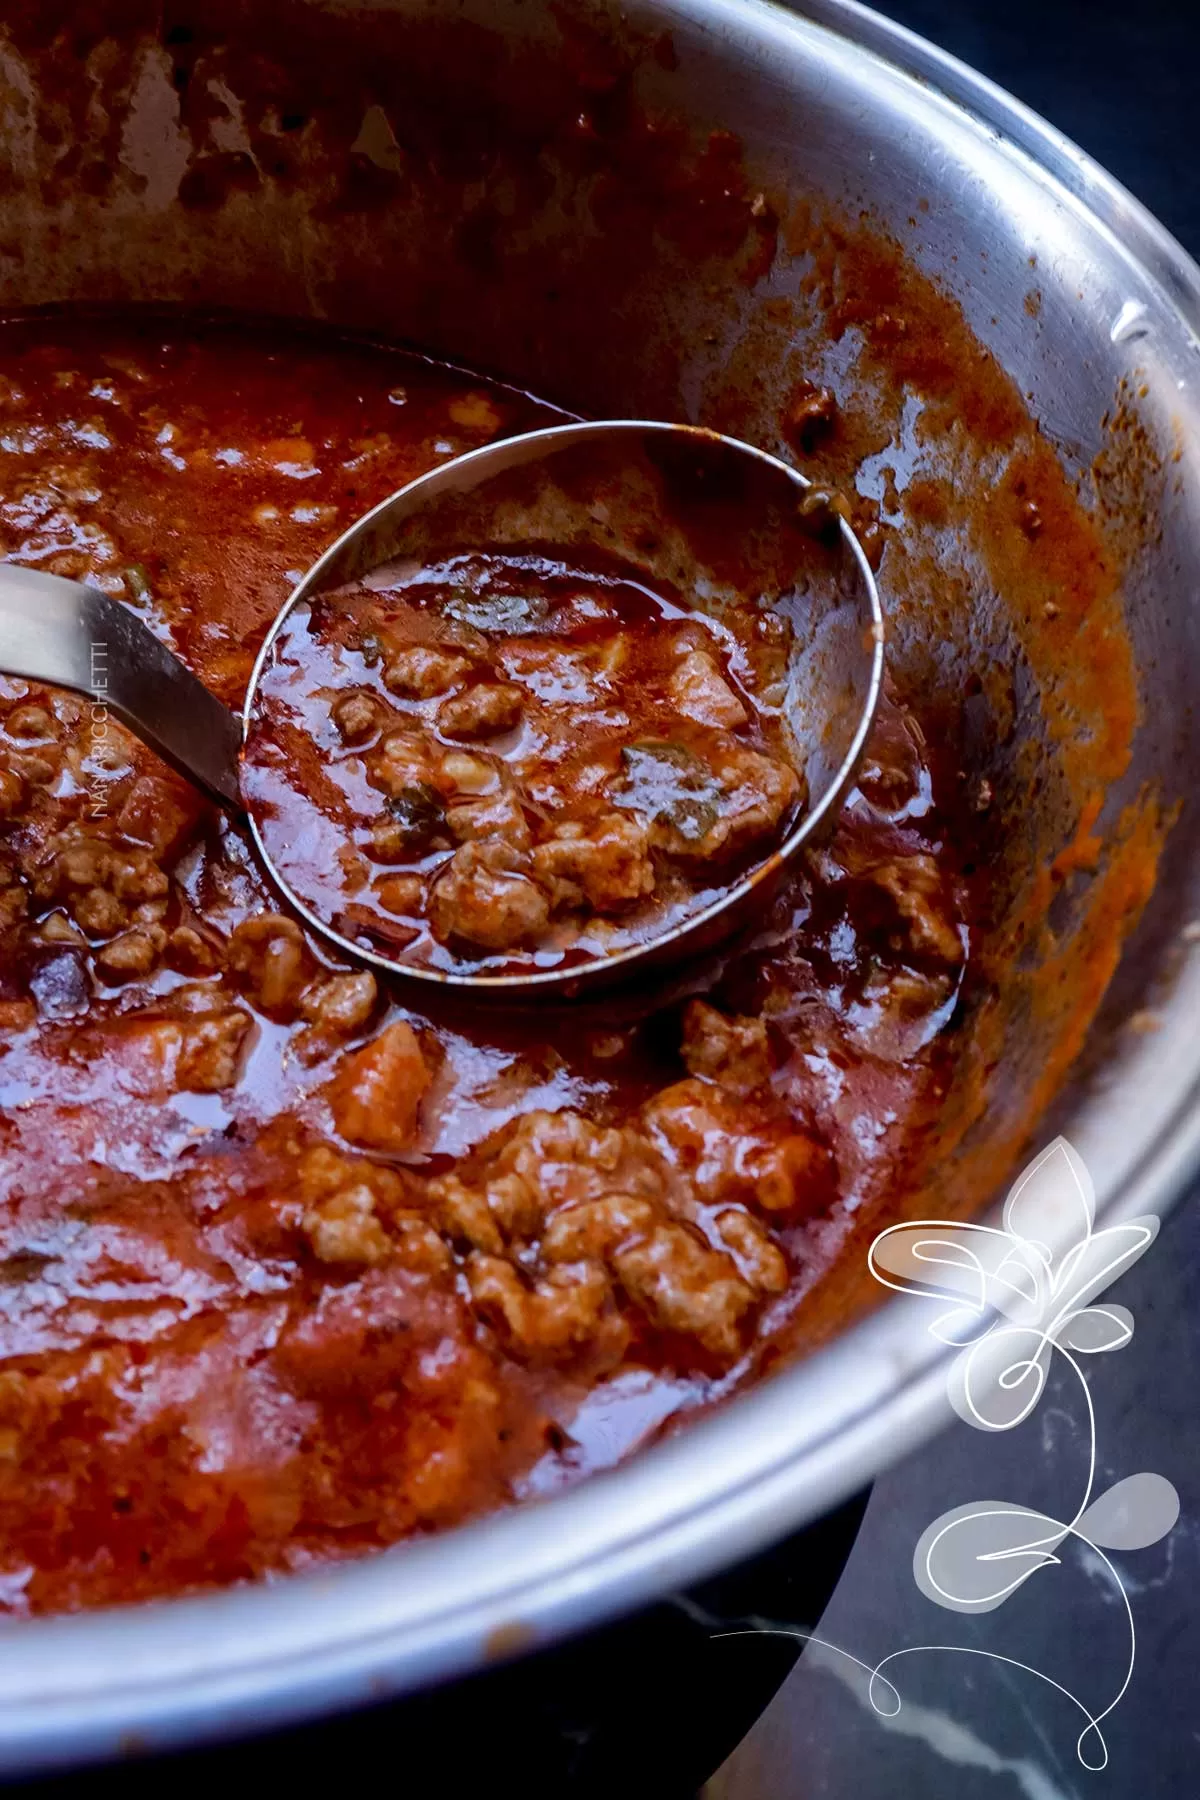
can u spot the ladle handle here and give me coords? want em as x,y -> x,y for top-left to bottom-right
0,563 -> 243,812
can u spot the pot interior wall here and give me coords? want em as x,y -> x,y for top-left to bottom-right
1,0 -> 1197,1323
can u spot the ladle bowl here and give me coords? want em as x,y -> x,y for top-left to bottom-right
0,420 -> 884,997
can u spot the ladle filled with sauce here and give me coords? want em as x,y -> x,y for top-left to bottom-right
0,420 -> 882,996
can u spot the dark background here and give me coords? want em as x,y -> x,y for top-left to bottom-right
709,1 -> 1200,1795
879,0 -> 1200,253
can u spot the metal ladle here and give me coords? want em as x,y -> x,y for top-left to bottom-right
0,421 -> 883,996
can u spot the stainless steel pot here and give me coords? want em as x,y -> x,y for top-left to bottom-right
0,0 -> 1198,1769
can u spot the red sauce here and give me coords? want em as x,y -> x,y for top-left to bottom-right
243,554 -> 805,974
0,313 -> 968,1613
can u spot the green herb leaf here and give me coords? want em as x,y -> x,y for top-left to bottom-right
616,742 -> 721,841
384,782 -> 445,846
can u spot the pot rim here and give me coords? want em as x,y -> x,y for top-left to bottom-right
2,0 -> 1199,1770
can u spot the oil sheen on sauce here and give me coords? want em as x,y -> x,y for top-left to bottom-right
0,315 -> 965,1613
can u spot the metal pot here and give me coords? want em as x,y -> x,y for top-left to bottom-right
0,0 -> 1197,1769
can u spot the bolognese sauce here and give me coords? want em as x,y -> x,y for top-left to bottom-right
242,554 -> 807,972
0,314 -> 966,1613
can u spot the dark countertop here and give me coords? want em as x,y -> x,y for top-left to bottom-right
873,0 -> 1200,253
707,2 -> 1200,1794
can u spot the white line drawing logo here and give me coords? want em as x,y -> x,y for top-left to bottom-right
707,1137 -> 1178,1772
865,1135 -> 1179,1768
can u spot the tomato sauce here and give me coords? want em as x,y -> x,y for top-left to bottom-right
0,313 -> 968,1613
243,551 -> 806,974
